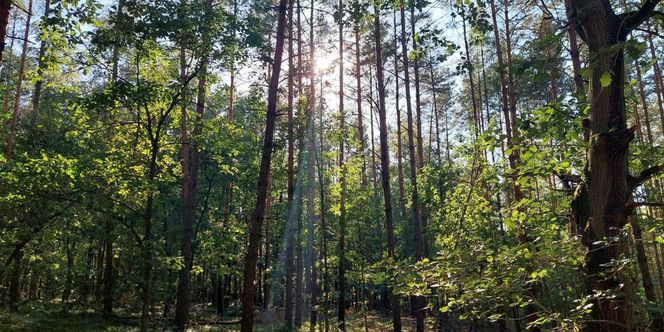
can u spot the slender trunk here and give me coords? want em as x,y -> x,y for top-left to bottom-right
62,238 -> 74,303
337,0 -> 347,328
308,1 -> 318,328
175,0 -> 211,321
102,220 -> 115,316
295,0 -> 305,325
239,0 -> 288,329
635,59 -> 653,143
630,217 -> 664,330
355,23 -> 366,184
30,0 -> 50,128
410,4 -> 424,169
646,30 -> 664,133
6,0 -> 32,160
564,0 -> 584,97
141,141 -> 160,332
393,11 -> 406,220
399,3 -> 426,330
369,67 -> 377,187
285,0 -> 295,327
373,5 -> 402,330
461,11 -> 479,135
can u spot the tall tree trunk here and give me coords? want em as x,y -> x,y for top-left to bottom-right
307,1 -> 318,329
285,0 -> 295,327
410,3 -> 424,169
399,2 -> 426,330
30,0 -> 50,128
630,217 -> 664,330
393,10 -> 406,221
569,1 -> 664,330
355,22 -> 366,184
141,140 -> 160,332
461,10 -> 479,135
564,0 -> 585,97
5,0 -> 32,161
337,0 -> 347,329
373,4 -> 402,331
175,0 -> 211,321
239,0 -> 288,329
295,0 -> 304,325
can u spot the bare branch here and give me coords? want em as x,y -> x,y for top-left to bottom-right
630,163 -> 664,188
621,0 -> 663,35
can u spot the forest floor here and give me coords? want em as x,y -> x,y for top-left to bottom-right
0,302 -> 422,331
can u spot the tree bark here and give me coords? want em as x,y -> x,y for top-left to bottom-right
0,0 -> 12,66
239,0 -> 288,329
399,2 -> 426,330
569,1 -> 662,330
5,0 -> 32,161
337,0 -> 347,327
373,4 -> 402,331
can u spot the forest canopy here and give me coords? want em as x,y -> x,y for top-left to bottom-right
1,0 -> 664,331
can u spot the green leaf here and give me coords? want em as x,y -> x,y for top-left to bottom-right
600,72 -> 612,88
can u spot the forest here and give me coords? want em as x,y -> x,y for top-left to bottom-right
1,0 -> 664,331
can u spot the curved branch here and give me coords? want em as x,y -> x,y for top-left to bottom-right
630,163 -> 664,189
621,0 -> 663,35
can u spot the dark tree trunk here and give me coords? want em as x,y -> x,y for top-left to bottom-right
8,248 -> 23,312
373,4 -> 402,331
30,0 -> 51,128
239,0 -> 288,329
399,3 -> 426,331
102,220 -> 115,316
569,0 -> 664,330
337,0 -> 347,329
0,0 -> 11,65
285,0 -> 295,327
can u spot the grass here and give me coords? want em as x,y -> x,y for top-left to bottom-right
0,302 -> 422,331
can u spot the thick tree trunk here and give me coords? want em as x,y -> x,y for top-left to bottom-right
373,5 -> 402,331
569,0 -> 662,330
239,0 -> 288,329
8,248 -> 23,312
0,0 -> 11,65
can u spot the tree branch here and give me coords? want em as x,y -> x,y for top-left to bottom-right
621,0 -> 663,34
630,163 -> 664,188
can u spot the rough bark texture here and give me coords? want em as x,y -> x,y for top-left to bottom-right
569,0 -> 663,330
0,0 -> 11,65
